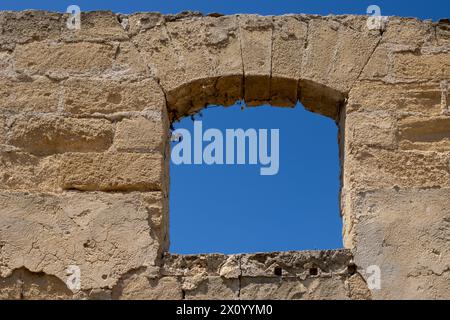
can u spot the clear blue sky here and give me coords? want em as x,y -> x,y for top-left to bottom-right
2,1 -> 448,254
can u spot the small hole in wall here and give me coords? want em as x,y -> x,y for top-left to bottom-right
274,267 -> 283,276
309,267 -> 318,276
170,102 -> 342,254
347,263 -> 357,275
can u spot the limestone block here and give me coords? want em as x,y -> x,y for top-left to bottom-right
167,15 -> 242,113
112,274 -> 183,300
59,152 -> 164,192
239,250 -> 352,278
162,253 -> 228,277
238,15 -> 273,106
326,16 -> 381,93
271,15 -> 307,106
358,45 -> 390,81
0,149 -> 60,192
301,18 -> 339,90
0,11 -> 64,50
126,12 -> 165,36
240,276 -> 350,300
61,11 -> 128,42
382,17 -> 434,48
112,116 -> 167,153
348,81 -> 443,115
63,78 -> 166,115
345,111 -> 398,150
360,19 -> 439,83
0,77 -> 61,113
8,116 -> 113,156
353,188 -> 450,299
399,116 -> 450,151
344,147 -> 450,189
390,52 -> 450,82
183,276 -> 239,300
0,268 -> 73,300
13,41 -> 147,79
345,273 -> 372,300
134,15 -> 243,116
0,191 -> 166,290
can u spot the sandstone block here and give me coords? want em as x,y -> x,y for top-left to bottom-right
0,11 -> 64,50
13,41 -> 147,79
345,111 -> 398,150
0,190 -> 166,290
183,276 -> 239,300
239,276 -> 350,300
345,147 -> 450,189
59,152 -> 164,192
390,52 -> 450,82
63,78 -> 166,115
112,274 -> 183,300
0,77 -> 61,113
133,15 -> 243,115
270,15 -> 307,106
0,268 -> 73,300
238,15 -> 273,105
62,11 -> 128,42
326,16 -> 380,93
0,150 -> 60,192
353,188 -> 450,299
8,116 -> 113,156
399,116 -> 450,151
348,81 -> 443,115
301,18 -> 339,90
112,116 -> 167,153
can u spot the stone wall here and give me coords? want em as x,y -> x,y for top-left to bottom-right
0,10 -> 449,299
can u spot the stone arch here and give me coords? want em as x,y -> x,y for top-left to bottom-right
129,13 -> 381,121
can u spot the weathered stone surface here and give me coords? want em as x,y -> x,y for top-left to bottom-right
133,14 -> 243,116
353,188 -> 450,299
1,10 -> 449,300
112,116 -> 167,153
238,15 -> 273,106
184,276 -> 239,300
63,78 -> 166,115
391,52 -> 450,82
0,149 -> 60,192
0,10 -> 64,50
60,152 -> 164,192
345,111 -> 398,149
8,116 -> 113,155
0,77 -> 61,114
240,276 -> 350,300
270,15 -> 307,106
399,116 -> 450,151
61,11 -> 128,42
0,268 -> 73,300
345,147 -> 450,189
0,191 -> 166,292
348,81 -> 444,115
112,271 -> 183,300
13,41 -> 147,79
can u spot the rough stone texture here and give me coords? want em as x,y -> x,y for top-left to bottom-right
0,10 -> 449,300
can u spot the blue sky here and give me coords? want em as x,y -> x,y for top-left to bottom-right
2,1 -> 448,254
